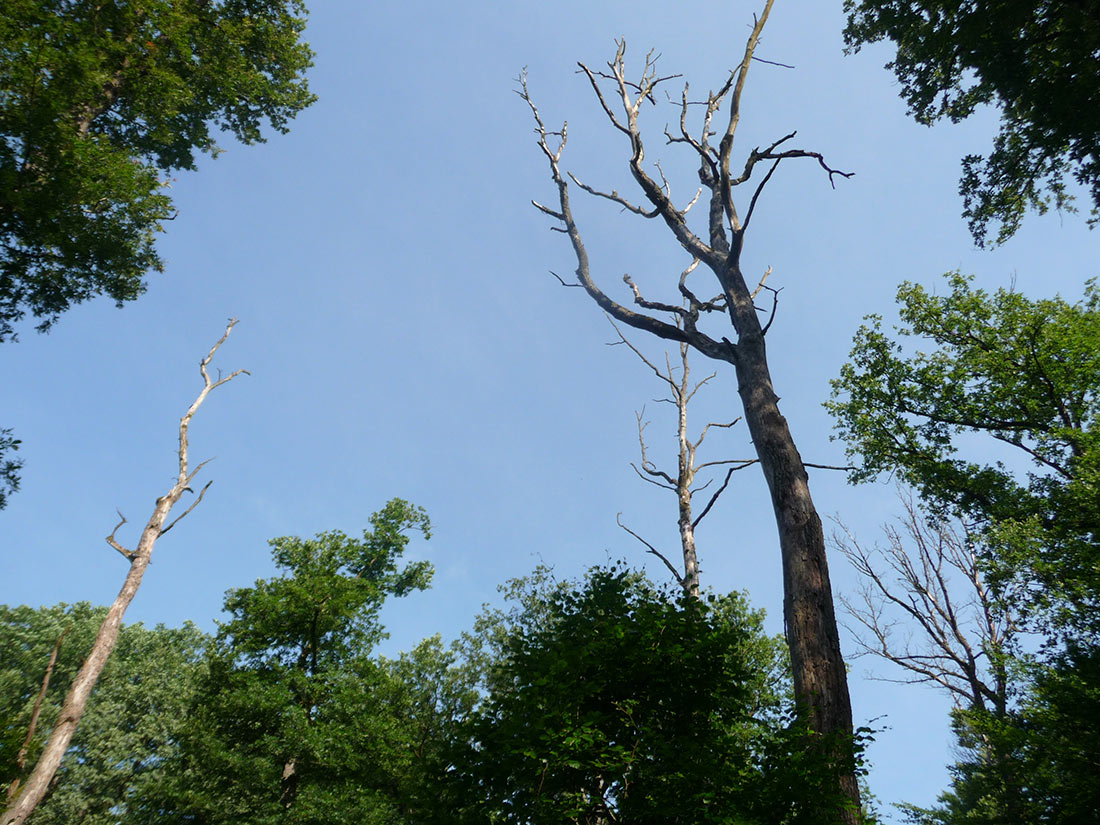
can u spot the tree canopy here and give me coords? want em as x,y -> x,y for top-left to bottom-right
844,0 -> 1100,245
829,275 -> 1100,823
151,500 -> 451,825
0,0 -> 315,342
828,273 -> 1100,637
0,603 -> 209,825
457,566 -> 868,824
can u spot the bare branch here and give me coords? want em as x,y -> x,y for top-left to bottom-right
548,270 -> 583,289
692,417 -> 740,452
607,319 -> 677,392
179,319 -> 249,487
743,158 -> 781,231
105,510 -> 134,561
717,0 -> 777,228
759,147 -> 855,190
692,465 -> 738,529
752,54 -> 795,69
623,274 -> 689,318
758,284 -> 781,336
833,491 -> 1017,713
750,266 -> 773,299
518,70 -> 730,361
159,480 -> 213,537
568,172 -> 659,217
617,513 -> 684,587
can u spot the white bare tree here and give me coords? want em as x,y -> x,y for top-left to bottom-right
3,320 -> 247,825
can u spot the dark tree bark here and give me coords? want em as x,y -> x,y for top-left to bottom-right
2,321 -> 247,825
521,2 -> 861,818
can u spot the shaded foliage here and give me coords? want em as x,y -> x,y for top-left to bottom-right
844,0 -> 1100,245
454,566 -> 870,824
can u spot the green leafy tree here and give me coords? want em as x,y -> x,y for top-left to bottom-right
149,500 -> 446,825
828,273 -> 1100,637
829,274 -> 1100,823
0,604 -> 209,825
456,566 -> 867,825
899,648 -> 1100,824
0,0 -> 315,341
844,0 -> 1100,245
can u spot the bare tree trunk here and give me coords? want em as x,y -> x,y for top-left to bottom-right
723,265 -> 852,741
520,2 -> 862,817
2,321 -> 247,825
613,325 -> 752,598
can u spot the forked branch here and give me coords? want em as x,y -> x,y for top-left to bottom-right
833,491 -> 1015,715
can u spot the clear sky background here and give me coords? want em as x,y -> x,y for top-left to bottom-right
2,1 -> 1095,820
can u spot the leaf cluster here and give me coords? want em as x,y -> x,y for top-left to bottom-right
456,565 -> 866,824
0,0 -> 315,341
829,273 -> 1100,635
844,0 -> 1100,245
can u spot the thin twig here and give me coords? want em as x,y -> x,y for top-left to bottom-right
617,513 -> 684,587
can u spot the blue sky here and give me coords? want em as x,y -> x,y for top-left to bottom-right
2,1 -> 1096,819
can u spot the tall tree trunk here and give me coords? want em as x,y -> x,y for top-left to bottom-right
723,264 -> 852,735
723,259 -> 859,815
520,4 -> 862,813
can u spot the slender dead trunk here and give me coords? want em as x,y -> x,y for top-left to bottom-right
613,329 -> 749,599
1,322 -> 246,825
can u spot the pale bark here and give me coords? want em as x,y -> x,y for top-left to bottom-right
611,320 -> 753,597
2,321 -> 247,825
521,2 -> 861,817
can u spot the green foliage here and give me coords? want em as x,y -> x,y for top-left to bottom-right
0,0 -> 315,341
148,499 -> 450,825
830,274 -> 1100,822
217,499 -> 433,672
844,0 -> 1100,245
828,273 -> 1100,636
455,565 -> 868,824
0,603 -> 209,825
0,427 -> 19,510
900,645 -> 1100,825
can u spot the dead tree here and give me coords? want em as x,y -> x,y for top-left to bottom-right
610,317 -> 756,598
2,321 -> 247,825
833,492 -> 1016,717
520,1 -> 861,816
